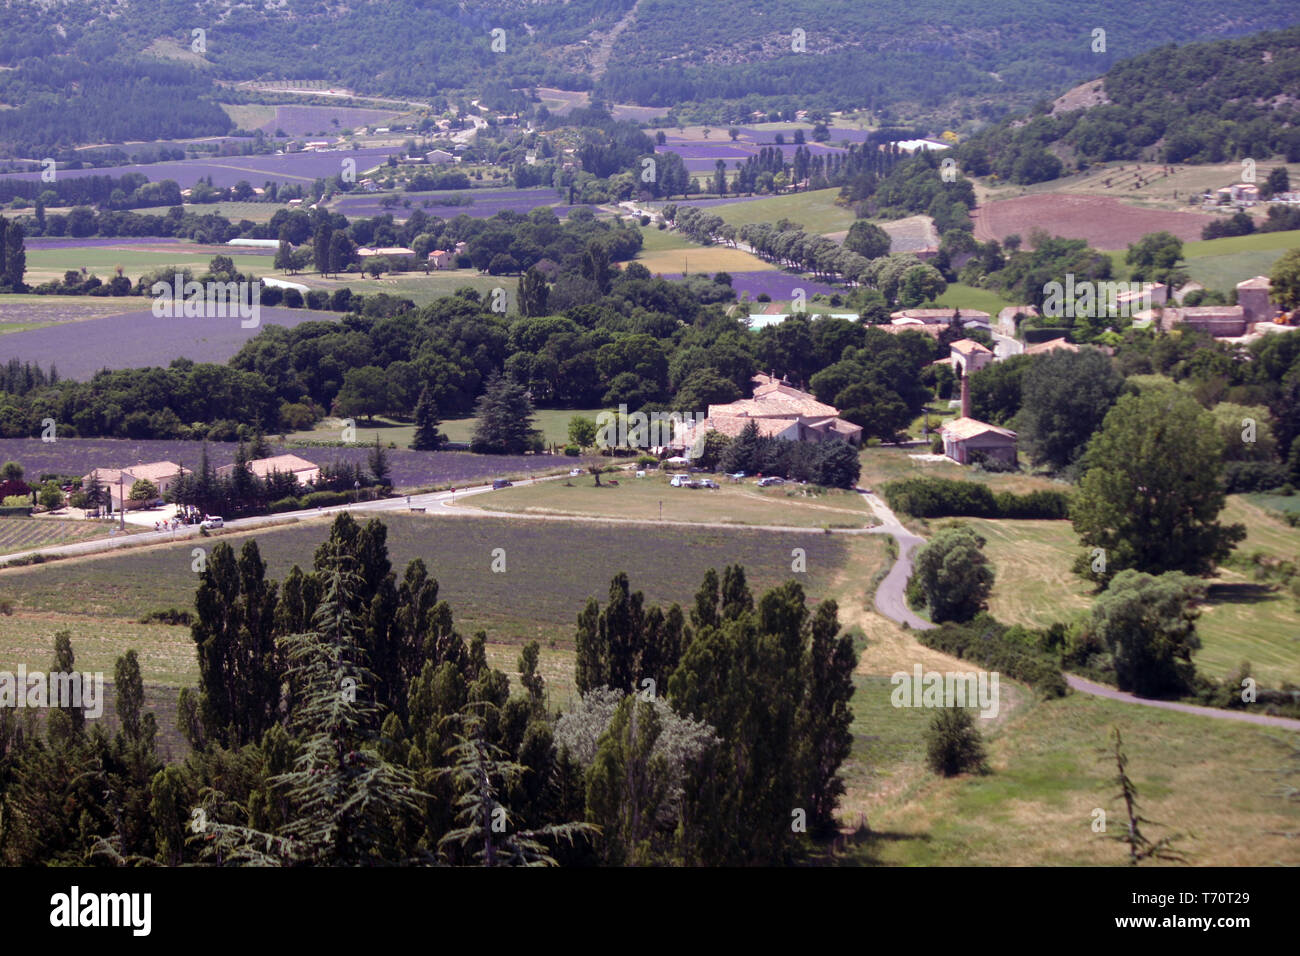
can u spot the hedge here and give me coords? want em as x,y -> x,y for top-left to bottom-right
0,505 -> 32,517
882,477 -> 1070,519
916,614 -> 1069,697
301,490 -> 350,508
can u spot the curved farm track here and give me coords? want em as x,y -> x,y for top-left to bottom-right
866,494 -> 1300,730
972,194 -> 1210,250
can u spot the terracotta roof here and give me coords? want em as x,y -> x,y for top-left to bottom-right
1025,337 -> 1079,354
877,322 -> 943,339
950,338 -> 992,355
123,461 -> 190,483
941,417 -> 1017,441
246,454 -> 319,478
705,415 -> 802,439
713,394 -> 840,420
1237,275 -> 1270,290
890,308 -> 991,322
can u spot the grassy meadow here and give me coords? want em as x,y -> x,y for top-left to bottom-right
467,471 -> 877,528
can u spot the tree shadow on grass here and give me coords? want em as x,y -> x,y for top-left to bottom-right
1204,581 -> 1278,605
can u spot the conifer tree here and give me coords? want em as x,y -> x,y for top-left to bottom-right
410,386 -> 446,451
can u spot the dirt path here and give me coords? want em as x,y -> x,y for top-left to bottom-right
865,492 -> 1300,729
1066,674 -> 1300,730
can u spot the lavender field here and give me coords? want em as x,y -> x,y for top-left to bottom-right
3,148 -> 403,189
0,438 -> 548,491
333,187 -> 596,220
25,238 -> 186,250
0,306 -> 334,380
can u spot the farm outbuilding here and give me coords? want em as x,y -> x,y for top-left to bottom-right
940,418 -> 1018,466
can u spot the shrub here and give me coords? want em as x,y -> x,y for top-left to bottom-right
268,496 -> 304,513
301,490 -> 350,508
883,477 -> 1070,519
918,613 -> 1069,697
924,709 -> 987,777
564,445 -> 581,457
139,608 -> 193,626
1222,460 -> 1290,494
930,436 -> 944,454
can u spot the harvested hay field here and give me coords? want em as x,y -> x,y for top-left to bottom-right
972,194 -> 1211,250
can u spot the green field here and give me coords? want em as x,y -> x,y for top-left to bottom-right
955,496 -> 1300,687
468,472 -> 877,528
842,681 -> 1300,866
132,201 -> 290,224
286,408 -> 606,448
292,270 -> 506,307
24,245 -> 273,286
682,188 -> 856,235
1181,229 -> 1300,292
634,224 -> 772,275
930,282 -> 1016,314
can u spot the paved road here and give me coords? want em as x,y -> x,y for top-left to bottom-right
1066,674 -> 1300,730
990,330 -> 1024,361
862,492 -> 1300,730
861,491 -> 933,630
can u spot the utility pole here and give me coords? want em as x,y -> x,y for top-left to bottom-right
118,473 -> 124,532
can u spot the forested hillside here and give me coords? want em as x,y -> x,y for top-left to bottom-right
1,0 -> 1298,151
958,26 -> 1300,180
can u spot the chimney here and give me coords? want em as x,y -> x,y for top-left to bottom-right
960,372 -> 971,419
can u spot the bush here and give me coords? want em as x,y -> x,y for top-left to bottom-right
924,708 -> 987,777
139,608 -> 193,626
563,445 -> 581,457
917,613 -> 1069,697
268,496 -> 304,513
1222,460 -> 1290,494
930,436 -> 944,454
0,504 -> 31,516
301,490 -> 350,508
883,477 -> 1070,519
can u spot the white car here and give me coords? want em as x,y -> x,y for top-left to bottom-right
669,475 -> 694,488
200,515 -> 224,529
569,468 -> 584,477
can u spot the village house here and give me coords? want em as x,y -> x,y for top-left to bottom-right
83,461 -> 191,510
427,249 -> 452,269
890,308 -> 992,330
675,374 -> 864,452
1236,275 -> 1278,324
425,149 -> 456,165
1024,336 -> 1079,356
217,454 -> 320,487
1159,305 -> 1248,337
355,246 -> 416,260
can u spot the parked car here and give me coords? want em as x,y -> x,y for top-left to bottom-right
669,475 -> 695,488
756,476 -> 785,487
569,468 -> 583,477
697,479 -> 719,489
200,515 -> 224,529
492,479 -> 513,489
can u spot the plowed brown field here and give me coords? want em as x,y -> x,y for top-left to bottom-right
972,194 -> 1212,249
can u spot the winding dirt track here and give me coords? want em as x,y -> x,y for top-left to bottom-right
862,492 -> 1300,731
